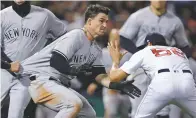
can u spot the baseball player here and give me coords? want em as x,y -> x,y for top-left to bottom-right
1,1 -> 67,118
96,33 -> 196,118
87,29 -> 132,118
19,4 -> 109,118
119,1 -> 193,118
21,5 -> 140,118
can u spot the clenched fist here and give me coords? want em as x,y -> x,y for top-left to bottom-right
10,61 -> 20,72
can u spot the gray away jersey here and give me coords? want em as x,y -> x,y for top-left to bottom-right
21,29 -> 103,80
119,6 -> 189,48
0,5 -> 67,61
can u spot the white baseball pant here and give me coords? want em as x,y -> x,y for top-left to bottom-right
134,70 -> 196,118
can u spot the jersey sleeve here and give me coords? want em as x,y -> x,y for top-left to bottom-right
120,50 -> 144,74
119,13 -> 140,40
46,9 -> 67,40
52,32 -> 83,61
173,19 -> 190,48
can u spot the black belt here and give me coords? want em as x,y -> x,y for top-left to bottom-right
29,76 -> 56,81
29,76 -> 71,87
158,69 -> 192,74
29,76 -> 36,81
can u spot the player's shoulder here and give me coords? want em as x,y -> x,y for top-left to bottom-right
31,5 -> 45,11
0,6 -> 12,14
165,10 -> 177,17
131,6 -> 150,18
31,5 -> 54,15
146,45 -> 165,48
65,28 -> 85,41
165,10 -> 182,24
147,45 -> 172,50
143,46 -> 157,53
66,28 -> 84,36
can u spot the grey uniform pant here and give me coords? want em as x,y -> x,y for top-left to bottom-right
28,75 -> 96,118
1,69 -> 31,118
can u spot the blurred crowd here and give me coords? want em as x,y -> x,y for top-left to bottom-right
1,0 -> 196,98
1,1 -> 196,45
1,1 -> 196,117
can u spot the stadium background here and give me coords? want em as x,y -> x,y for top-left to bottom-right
1,1 -> 196,118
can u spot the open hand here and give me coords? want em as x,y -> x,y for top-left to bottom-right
108,41 -> 127,65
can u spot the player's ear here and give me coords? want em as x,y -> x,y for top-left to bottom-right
87,18 -> 92,25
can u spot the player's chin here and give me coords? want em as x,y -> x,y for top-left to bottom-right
98,31 -> 106,36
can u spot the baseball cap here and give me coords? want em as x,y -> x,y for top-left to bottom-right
145,33 -> 167,46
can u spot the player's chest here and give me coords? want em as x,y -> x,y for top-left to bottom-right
3,13 -> 48,41
139,18 -> 177,40
70,43 -> 101,66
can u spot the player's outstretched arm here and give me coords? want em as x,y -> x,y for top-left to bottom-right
95,74 -> 141,99
107,40 -> 129,82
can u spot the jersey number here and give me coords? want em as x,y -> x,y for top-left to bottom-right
151,47 -> 185,58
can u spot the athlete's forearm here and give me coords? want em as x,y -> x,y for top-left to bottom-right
109,63 -> 122,82
1,50 -> 12,63
95,74 -> 110,88
95,74 -> 122,90
109,63 -> 128,82
95,73 -> 130,91
50,52 -> 78,76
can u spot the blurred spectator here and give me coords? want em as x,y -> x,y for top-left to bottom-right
1,1 -> 196,117
62,8 -> 84,31
1,0 -> 196,93
188,19 -> 196,45
192,45 -> 196,60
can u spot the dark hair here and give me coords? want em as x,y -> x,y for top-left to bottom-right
145,33 -> 168,46
84,4 -> 110,23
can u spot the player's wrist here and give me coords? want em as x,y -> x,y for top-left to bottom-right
109,82 -> 122,90
95,74 -> 107,83
4,61 -> 11,69
111,62 -> 119,70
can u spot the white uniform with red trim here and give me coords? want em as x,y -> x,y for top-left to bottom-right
120,45 -> 196,118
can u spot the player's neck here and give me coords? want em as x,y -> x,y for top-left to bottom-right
12,1 -> 31,17
83,26 -> 98,41
150,5 -> 166,16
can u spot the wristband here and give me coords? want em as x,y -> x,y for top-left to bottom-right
109,82 -> 121,90
1,61 -> 11,69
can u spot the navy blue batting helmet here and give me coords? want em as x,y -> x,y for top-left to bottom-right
145,33 -> 167,46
